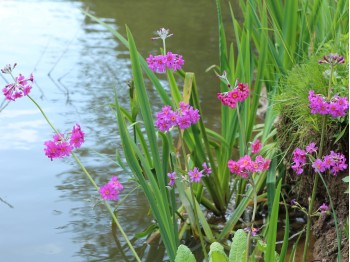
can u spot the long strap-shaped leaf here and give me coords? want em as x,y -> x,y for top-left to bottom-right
113,91 -> 177,260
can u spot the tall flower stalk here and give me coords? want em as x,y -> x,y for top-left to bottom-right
302,54 -> 345,262
2,64 -> 142,262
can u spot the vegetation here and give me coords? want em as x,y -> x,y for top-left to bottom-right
1,0 -> 348,261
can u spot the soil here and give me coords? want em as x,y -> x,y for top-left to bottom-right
286,169 -> 349,261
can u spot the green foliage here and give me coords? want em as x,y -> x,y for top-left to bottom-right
228,229 -> 247,262
82,0 -> 349,260
265,180 -> 282,262
174,245 -> 196,262
256,241 -> 280,262
273,41 -> 349,155
209,242 -> 228,262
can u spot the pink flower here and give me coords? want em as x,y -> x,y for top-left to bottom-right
2,72 -> 34,101
228,160 -> 241,175
228,154 -> 270,179
251,139 -> 262,154
99,183 -> 119,201
312,159 -> 326,173
292,148 -> 307,165
146,52 -> 184,73
319,203 -> 329,215
44,124 -> 85,160
202,162 -> 212,176
308,90 -> 348,117
155,102 -> 200,132
188,167 -> 204,183
70,123 -> 85,149
99,176 -> 124,201
108,176 -> 124,191
167,172 -> 176,186
217,81 -> 250,109
44,135 -> 73,160
305,142 -> 318,154
291,162 -> 304,175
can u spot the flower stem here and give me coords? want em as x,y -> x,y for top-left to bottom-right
246,175 -> 257,261
302,64 -> 333,262
236,105 -> 246,155
27,95 -> 60,135
27,96 -> 141,262
179,129 -> 208,262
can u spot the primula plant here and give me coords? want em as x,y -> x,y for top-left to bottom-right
2,0 -> 348,261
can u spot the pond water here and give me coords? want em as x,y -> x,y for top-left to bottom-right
0,1 -> 241,261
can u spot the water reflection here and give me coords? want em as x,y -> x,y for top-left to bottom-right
0,0 -> 237,261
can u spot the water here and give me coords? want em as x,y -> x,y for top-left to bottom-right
0,1 -> 237,261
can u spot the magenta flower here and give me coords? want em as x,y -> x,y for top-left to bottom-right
108,176 -> 124,191
2,72 -> 34,101
308,90 -> 348,117
99,183 -> 119,201
188,167 -> 204,183
99,176 -> 124,201
251,139 -> 262,154
155,102 -> 200,132
305,142 -> 318,154
70,123 -> 85,149
312,159 -> 326,173
228,160 -> 241,175
202,162 -> 212,176
291,162 -> 304,175
167,172 -> 176,186
44,124 -> 85,160
217,81 -> 250,109
44,135 -> 73,160
146,53 -> 184,73
228,154 -> 270,179
319,203 -> 329,215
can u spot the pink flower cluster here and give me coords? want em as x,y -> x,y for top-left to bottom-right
99,176 -> 124,201
44,124 -> 85,160
228,155 -> 271,179
2,73 -> 34,101
155,101 -> 200,132
312,151 -> 347,176
308,90 -> 349,117
188,162 -> 212,183
217,82 -> 249,108
146,52 -> 184,73
228,140 -> 270,178
291,143 -> 347,176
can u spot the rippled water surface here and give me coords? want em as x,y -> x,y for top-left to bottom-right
0,1 -> 238,261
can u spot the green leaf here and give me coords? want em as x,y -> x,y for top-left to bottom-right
229,229 -> 247,262
279,198 -> 290,262
209,242 -> 228,262
265,179 -> 282,262
134,224 -> 158,239
174,244 -> 196,262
